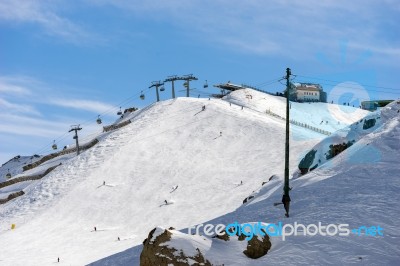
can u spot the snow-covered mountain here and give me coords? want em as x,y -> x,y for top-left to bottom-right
297,100 -> 397,175
129,99 -> 399,265
0,89 -> 382,266
0,155 -> 42,183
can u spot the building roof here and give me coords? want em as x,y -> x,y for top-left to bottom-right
296,86 -> 321,92
295,83 -> 322,92
213,83 -> 244,91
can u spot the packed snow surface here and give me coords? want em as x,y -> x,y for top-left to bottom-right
0,90 -> 379,265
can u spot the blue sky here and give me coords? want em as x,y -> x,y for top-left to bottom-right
0,0 -> 399,164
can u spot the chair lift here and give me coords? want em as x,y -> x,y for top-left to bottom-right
6,169 -> 11,179
183,81 -> 188,88
160,86 -> 165,92
140,91 -> 145,100
204,80 -> 208,88
52,140 -> 57,150
117,107 -> 122,116
96,115 -> 102,124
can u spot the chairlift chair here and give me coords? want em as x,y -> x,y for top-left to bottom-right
183,81 -> 189,88
140,91 -> 145,100
160,86 -> 165,92
117,107 -> 122,116
204,80 -> 208,88
96,115 -> 102,124
52,140 -> 57,150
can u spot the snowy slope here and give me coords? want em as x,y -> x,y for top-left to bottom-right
117,100 -> 399,266
0,91 -> 371,265
0,97 -> 306,265
0,155 -> 42,183
297,100 -> 399,174
0,108 -> 147,198
223,100 -> 400,265
225,88 -> 369,134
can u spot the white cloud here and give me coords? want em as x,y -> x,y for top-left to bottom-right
1,0 -> 397,58
0,76 -> 42,116
0,98 -> 41,116
0,113 -> 68,137
349,43 -> 400,58
0,82 -> 31,96
90,0 -> 400,60
0,0 -> 97,44
0,75 -> 115,114
0,75 -> 116,159
49,98 -> 115,114
0,76 -> 34,96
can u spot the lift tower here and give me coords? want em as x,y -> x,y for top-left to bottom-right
149,81 -> 164,102
182,74 -> 198,97
69,125 -> 82,156
164,75 -> 178,99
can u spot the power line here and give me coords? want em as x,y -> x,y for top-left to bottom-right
296,74 -> 397,92
3,102 -> 207,175
30,87 -> 153,156
294,80 -> 400,96
254,78 -> 282,88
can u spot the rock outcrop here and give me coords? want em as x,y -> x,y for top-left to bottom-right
140,227 -> 212,266
140,224 -> 272,264
243,233 -> 272,259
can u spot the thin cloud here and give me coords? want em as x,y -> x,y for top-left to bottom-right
49,98 -> 115,114
0,76 -> 42,116
0,113 -> 68,137
0,82 -> 31,96
0,98 -> 41,116
0,77 -> 32,96
92,0 -> 400,60
0,75 -> 115,114
0,0 -> 98,44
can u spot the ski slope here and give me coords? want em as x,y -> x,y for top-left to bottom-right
0,155 -> 42,183
127,100 -> 399,265
295,99 -> 398,173
0,90 -> 371,265
226,88 -> 368,134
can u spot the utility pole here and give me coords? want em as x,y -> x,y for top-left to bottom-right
182,74 -> 198,97
282,67 -> 292,217
164,75 -> 178,99
149,81 -> 164,102
69,125 -> 82,156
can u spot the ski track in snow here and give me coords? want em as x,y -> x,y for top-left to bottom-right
1,89 -> 388,266
0,123 -> 138,230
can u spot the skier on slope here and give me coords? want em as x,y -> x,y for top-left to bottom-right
202,105 -> 206,111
